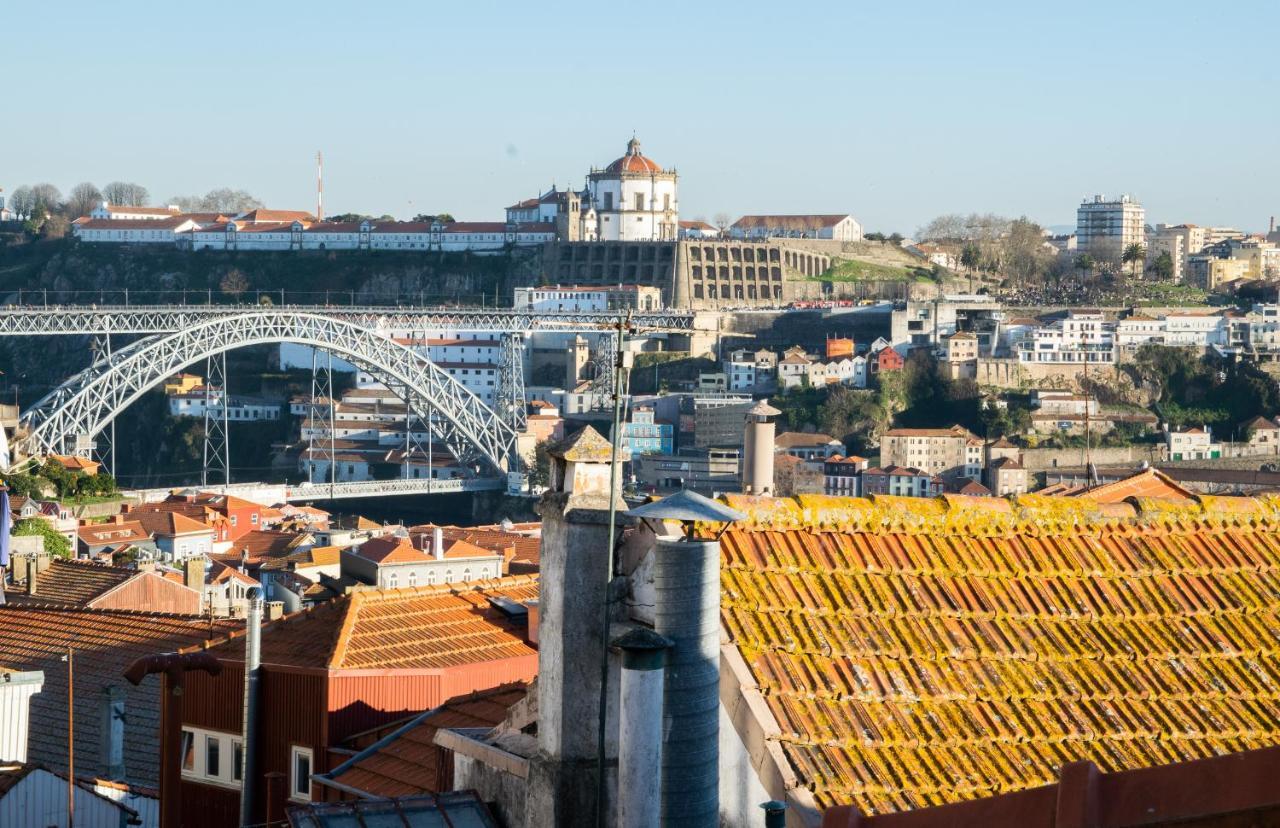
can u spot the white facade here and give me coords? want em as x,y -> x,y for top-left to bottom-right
73,217 -> 197,244
0,670 -> 43,762
587,138 -> 679,242
168,389 -> 280,421
173,218 -> 555,253
730,214 -> 862,242
512,285 -> 663,312
89,202 -> 181,220
0,766 -> 140,828
1165,427 -> 1222,460
1076,194 -> 1145,258
1016,311 -> 1116,364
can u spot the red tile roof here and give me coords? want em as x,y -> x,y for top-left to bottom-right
719,492 -> 1280,815
326,683 -> 528,797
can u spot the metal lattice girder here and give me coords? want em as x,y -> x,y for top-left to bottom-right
496,334 -> 527,433
0,305 -> 696,335
202,351 -> 230,488
18,312 -> 519,473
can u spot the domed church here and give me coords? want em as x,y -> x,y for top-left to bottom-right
586,137 -> 679,241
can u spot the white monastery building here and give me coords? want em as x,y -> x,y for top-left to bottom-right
730,214 -> 863,242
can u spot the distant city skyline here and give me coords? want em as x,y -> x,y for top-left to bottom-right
6,1 -> 1278,234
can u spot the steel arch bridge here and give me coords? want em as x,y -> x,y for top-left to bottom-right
17,312 -> 518,472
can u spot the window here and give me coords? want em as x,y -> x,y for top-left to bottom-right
250,513 -> 258,525
180,727 -> 240,788
291,745 -> 313,801
635,193 -> 645,211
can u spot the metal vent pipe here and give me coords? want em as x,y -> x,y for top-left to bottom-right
654,537 -> 721,826
239,587 -> 264,827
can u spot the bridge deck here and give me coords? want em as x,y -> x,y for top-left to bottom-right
0,304 -> 698,334
123,476 -> 507,505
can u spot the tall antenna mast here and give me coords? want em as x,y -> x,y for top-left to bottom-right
316,150 -> 324,222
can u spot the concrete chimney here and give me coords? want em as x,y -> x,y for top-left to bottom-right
613,628 -> 672,828
624,491 -> 745,828
741,399 -> 781,495
432,526 -> 444,560
239,588 -> 264,827
266,600 -> 284,621
183,557 -> 204,590
527,425 -> 628,825
654,536 -> 721,825
25,558 -> 37,596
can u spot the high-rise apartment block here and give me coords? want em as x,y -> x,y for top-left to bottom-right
1076,194 -> 1145,260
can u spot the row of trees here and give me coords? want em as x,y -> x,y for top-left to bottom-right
6,181 -> 264,240
917,213 -> 1058,288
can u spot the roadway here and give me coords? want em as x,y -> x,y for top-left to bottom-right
123,476 -> 506,506
0,304 -> 702,335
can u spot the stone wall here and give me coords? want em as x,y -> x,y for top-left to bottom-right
1021,445 -> 1161,473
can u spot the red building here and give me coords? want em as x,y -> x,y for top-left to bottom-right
870,345 -> 904,375
162,575 -> 539,827
134,491 -> 269,543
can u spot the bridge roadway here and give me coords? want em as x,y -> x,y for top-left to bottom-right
123,476 -> 506,506
0,304 -> 701,335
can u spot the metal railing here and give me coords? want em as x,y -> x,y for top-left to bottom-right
0,304 -> 697,335
122,476 -> 505,504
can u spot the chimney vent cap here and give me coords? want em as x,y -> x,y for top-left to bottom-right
624,489 -> 745,524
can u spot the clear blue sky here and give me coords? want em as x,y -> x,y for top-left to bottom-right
6,1 -> 1278,233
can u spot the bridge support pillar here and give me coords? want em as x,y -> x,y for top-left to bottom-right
202,351 -> 230,490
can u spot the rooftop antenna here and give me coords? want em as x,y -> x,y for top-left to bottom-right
316,150 -> 324,222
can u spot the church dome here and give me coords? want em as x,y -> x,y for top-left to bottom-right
604,138 -> 663,173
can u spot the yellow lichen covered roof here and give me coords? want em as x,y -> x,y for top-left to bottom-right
717,492 -> 1280,814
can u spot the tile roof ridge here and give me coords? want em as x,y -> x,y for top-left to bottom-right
326,590 -> 364,669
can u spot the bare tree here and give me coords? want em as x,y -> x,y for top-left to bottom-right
101,181 -> 150,207
41,214 -> 70,239
713,212 -> 732,233
28,183 -> 63,214
8,186 -> 34,219
219,268 -> 250,299
66,182 -> 103,218
199,188 -> 263,213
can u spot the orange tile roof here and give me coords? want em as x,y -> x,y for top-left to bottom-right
194,575 -> 538,671
1041,468 -> 1195,504
353,535 -> 427,564
5,559 -> 134,606
77,520 -> 150,547
327,683 -> 528,797
132,509 -> 212,537
717,492 -> 1280,815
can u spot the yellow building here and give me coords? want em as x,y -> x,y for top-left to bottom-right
163,373 -> 203,395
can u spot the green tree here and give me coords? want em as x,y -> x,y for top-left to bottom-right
1152,250 -> 1175,281
527,439 -> 553,490
1122,243 -> 1147,279
13,518 -> 72,558
1074,254 -> 1095,286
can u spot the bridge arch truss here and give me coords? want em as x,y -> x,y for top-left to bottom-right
18,312 -> 518,473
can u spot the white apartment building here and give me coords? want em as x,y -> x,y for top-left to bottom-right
185,219 -> 555,253
723,360 -> 757,391
880,426 -> 983,481
167,387 -> 281,421
512,285 -> 663,312
1017,311 -> 1116,364
1148,224 -> 1207,282
1165,426 -> 1222,461
72,216 -> 197,244
88,202 -> 182,220
1076,194 -> 1145,259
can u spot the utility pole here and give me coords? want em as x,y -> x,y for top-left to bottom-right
67,644 -> 75,828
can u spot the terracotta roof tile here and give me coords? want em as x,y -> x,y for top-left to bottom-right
194,575 -> 538,671
717,492 -> 1280,814
0,606 -> 237,787
327,683 -> 528,797
4,559 -> 134,606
